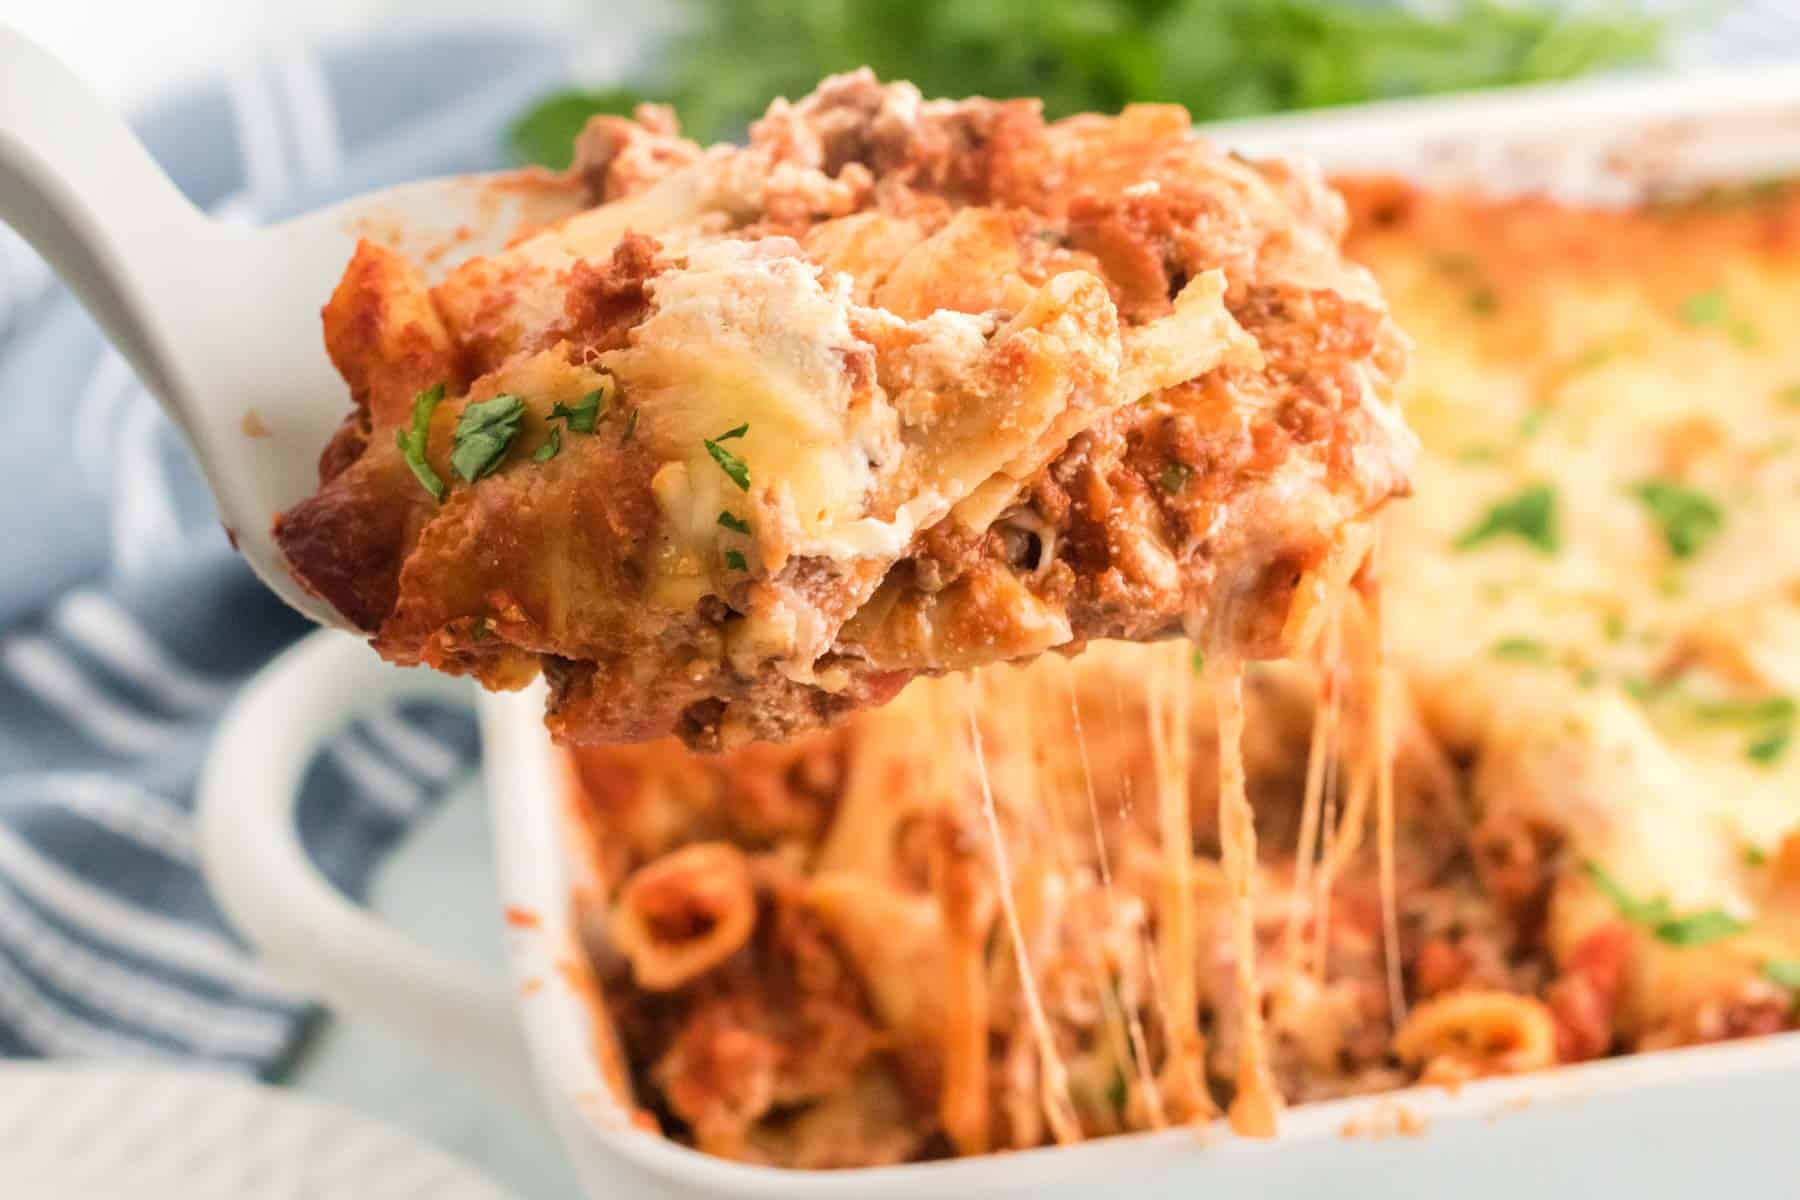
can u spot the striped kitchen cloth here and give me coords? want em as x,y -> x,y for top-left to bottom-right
0,28 -> 572,1074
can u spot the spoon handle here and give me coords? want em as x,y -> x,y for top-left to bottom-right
0,27 -> 217,418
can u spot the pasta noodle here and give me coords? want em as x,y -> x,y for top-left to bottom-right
609,842 -> 757,991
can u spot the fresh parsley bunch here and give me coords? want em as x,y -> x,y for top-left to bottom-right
510,0 -> 1665,167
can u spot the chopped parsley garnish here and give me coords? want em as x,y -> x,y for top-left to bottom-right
1744,845 -> 1769,868
1656,910 -> 1750,946
1631,479 -> 1723,559
704,428 -> 751,491
1161,461 -> 1193,493
1518,406 -> 1550,439
1454,484 -> 1558,554
1191,648 -> 1206,675
717,510 -> 750,534
1584,861 -> 1746,946
724,549 -> 747,571
1693,696 -> 1797,726
469,616 -> 492,642
1677,290 -> 1759,345
1748,726 -> 1793,767
396,383 -> 446,500
450,394 -> 526,483
1457,445 -> 1500,465
1603,612 -> 1627,643
550,387 -> 606,433
1763,960 -> 1800,990
1467,284 -> 1499,315
1105,1069 -> 1128,1114
622,408 -> 639,441
533,426 -> 562,463
1678,289 -> 1727,327
1491,637 -> 1549,663
1629,684 -> 1793,766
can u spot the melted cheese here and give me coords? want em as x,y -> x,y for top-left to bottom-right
1357,189 -> 1800,1019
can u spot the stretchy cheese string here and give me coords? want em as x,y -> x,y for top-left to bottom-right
1054,661 -> 1164,1129
1310,692 -> 1343,987
1146,653 -> 1214,1122
1110,672 -> 1194,1126
1366,547 -> 1407,1032
1283,603 -> 1344,972
916,681 -> 990,1155
965,688 -> 1082,1146
1215,662 -> 1281,1137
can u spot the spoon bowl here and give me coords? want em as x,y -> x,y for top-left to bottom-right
0,27 -> 586,627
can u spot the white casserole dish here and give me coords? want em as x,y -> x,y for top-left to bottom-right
200,62 -> 1800,1197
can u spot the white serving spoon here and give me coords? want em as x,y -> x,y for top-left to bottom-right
0,27 -> 586,627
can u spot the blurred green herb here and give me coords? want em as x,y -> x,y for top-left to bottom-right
1491,636 -> 1549,662
1583,861 -> 1746,947
1631,479 -> 1723,560
509,0 -> 1665,163
509,87 -> 650,170
1455,483 -> 1559,554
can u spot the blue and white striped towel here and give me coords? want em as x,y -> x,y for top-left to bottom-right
4,12 -> 1800,1079
0,28 -> 571,1075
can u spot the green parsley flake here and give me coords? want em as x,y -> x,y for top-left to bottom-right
396,383 -> 446,501
550,387 -> 606,433
1763,960 -> 1800,990
1468,284 -> 1499,315
1675,289 -> 1759,344
1161,461 -> 1193,493
1454,484 -> 1559,554
533,426 -> 562,463
1748,726 -> 1793,767
1191,648 -> 1206,675
1603,612 -> 1627,643
724,549 -> 747,571
1631,479 -> 1723,559
1744,845 -> 1769,868
451,394 -> 526,483
1584,861 -> 1746,947
1678,289 -> 1727,327
622,408 -> 638,441
1693,696 -> 1797,726
1656,909 -> 1749,946
704,430 -> 751,491
1105,1070 -> 1128,1115
1518,406 -> 1550,439
1491,637 -> 1550,663
717,510 -> 750,534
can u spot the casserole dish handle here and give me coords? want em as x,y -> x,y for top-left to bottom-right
197,630 -> 538,1106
